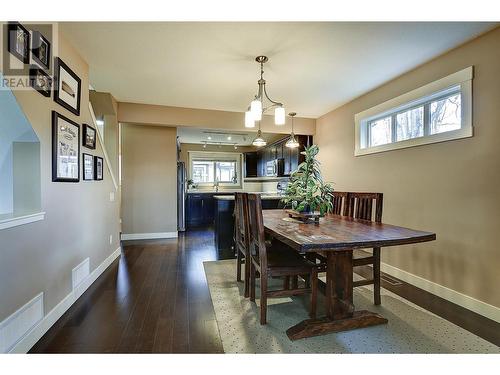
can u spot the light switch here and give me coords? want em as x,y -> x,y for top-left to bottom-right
110,192 -> 115,202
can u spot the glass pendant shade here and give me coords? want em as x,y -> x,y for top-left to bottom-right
274,106 -> 285,125
285,133 -> 299,148
245,111 -> 255,128
252,129 -> 267,147
251,99 -> 262,121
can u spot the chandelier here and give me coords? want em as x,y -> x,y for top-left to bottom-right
285,112 -> 299,148
245,55 -> 285,129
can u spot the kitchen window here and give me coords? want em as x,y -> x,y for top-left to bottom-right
189,151 -> 242,187
355,67 -> 472,156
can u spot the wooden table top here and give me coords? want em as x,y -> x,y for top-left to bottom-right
262,209 -> 436,252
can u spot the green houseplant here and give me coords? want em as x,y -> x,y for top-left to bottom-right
281,145 -> 334,216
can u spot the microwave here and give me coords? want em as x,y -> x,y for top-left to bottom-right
266,159 -> 285,177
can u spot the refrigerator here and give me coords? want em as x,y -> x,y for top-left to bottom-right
177,161 -> 186,231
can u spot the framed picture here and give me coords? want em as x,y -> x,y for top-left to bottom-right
54,57 -> 81,116
52,111 -> 80,182
29,66 -> 51,97
31,30 -> 51,69
83,153 -> 94,181
94,156 -> 104,181
82,124 -> 96,149
7,22 -> 30,64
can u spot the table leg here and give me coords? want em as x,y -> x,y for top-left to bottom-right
286,250 -> 388,340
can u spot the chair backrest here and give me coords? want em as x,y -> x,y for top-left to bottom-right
345,192 -> 383,223
247,193 -> 268,270
234,193 -> 250,253
332,191 -> 348,215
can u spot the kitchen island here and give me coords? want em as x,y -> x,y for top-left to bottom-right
213,194 -> 284,257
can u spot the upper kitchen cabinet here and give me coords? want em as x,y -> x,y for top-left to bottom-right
243,135 -> 313,177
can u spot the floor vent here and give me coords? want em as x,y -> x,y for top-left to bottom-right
72,258 -> 90,290
381,273 -> 403,286
0,293 -> 44,353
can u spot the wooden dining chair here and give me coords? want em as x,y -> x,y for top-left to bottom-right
345,192 -> 384,305
246,193 -> 318,325
332,191 -> 348,215
234,192 -> 251,298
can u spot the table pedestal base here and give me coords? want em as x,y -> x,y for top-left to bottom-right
286,310 -> 388,340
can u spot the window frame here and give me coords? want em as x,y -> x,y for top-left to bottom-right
188,151 -> 242,188
355,67 -> 473,156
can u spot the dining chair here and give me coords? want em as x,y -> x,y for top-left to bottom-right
234,192 -> 251,298
246,193 -> 318,325
345,192 -> 384,305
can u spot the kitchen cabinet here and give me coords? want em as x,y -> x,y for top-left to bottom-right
243,134 -> 313,178
186,192 -> 231,228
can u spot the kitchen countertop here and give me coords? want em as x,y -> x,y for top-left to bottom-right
213,194 -> 283,201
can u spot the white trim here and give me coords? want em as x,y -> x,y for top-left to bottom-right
7,247 -> 122,353
121,232 -> 178,240
355,66 -> 473,156
0,293 -> 44,353
381,261 -> 500,323
0,212 -> 45,231
89,102 -> 118,191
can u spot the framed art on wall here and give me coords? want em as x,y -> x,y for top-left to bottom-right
83,153 -> 94,181
31,30 -> 51,69
52,111 -> 80,182
7,22 -> 30,64
82,124 -> 96,149
54,57 -> 81,116
94,156 -> 103,181
29,66 -> 51,97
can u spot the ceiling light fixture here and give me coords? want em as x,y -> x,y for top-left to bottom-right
285,112 -> 300,149
245,55 -> 285,128
227,136 -> 232,140
252,122 -> 267,147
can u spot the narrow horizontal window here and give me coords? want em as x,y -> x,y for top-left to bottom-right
355,67 -> 473,156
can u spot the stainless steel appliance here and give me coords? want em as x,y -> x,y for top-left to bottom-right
177,161 -> 186,231
266,158 -> 285,177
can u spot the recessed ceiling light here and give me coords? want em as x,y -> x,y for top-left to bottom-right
227,136 -> 232,140
207,136 -> 212,140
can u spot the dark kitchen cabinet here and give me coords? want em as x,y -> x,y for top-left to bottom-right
186,193 -> 232,228
243,134 -> 313,177
186,194 -> 204,227
244,152 -> 258,177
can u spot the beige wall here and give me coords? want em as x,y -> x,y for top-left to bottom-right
316,27 -> 500,308
0,30 -> 121,322
121,124 -> 177,235
117,102 -> 316,135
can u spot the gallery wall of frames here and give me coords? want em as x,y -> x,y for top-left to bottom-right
7,21 -> 103,183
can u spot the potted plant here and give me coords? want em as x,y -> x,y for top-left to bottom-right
281,145 -> 334,216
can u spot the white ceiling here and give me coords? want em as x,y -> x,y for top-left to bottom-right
61,22 -> 497,118
177,127 -> 284,146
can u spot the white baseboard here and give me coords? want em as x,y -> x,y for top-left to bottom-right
6,246 -> 122,353
121,232 -> 178,240
381,262 -> 500,323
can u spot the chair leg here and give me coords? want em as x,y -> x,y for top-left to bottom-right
243,253 -> 250,298
310,269 -> 318,319
260,274 -> 268,325
250,261 -> 256,302
291,275 -> 298,289
236,250 -> 242,282
283,275 -> 290,290
373,247 -> 381,305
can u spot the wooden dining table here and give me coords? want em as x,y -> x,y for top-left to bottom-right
262,209 -> 436,340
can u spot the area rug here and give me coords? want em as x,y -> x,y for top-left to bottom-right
203,259 -> 499,353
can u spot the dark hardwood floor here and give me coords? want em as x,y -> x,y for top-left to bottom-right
30,226 -> 225,353
30,227 -> 499,353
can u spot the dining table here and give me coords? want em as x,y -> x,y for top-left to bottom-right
262,209 -> 436,340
